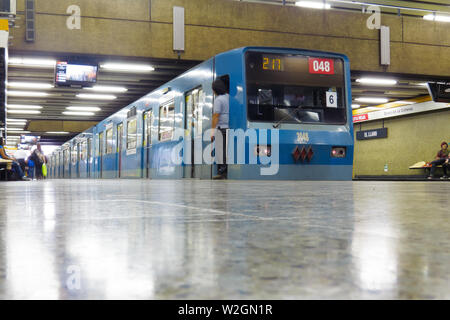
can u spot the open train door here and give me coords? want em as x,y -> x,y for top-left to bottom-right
184,88 -> 204,178
143,110 -> 152,178
117,123 -> 123,178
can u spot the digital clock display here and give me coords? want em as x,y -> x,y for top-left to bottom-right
262,55 -> 284,71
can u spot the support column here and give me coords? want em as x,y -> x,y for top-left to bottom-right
0,19 -> 8,140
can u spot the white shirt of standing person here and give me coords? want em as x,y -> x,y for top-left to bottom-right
213,93 -> 230,129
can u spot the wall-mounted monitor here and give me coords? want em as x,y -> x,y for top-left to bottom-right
427,82 -> 450,103
20,135 -> 40,144
0,0 -> 16,16
55,61 -> 98,87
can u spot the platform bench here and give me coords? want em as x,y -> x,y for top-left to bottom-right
0,159 -> 13,181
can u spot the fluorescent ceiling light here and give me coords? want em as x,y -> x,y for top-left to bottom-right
423,14 -> 450,22
7,104 -> 42,109
85,86 -> 128,93
355,97 -> 389,104
67,106 -> 101,112
356,78 -> 397,85
352,104 -> 361,109
6,118 -> 28,122
6,121 -> 27,125
7,131 -> 31,134
6,127 -> 25,131
396,101 -> 415,105
7,91 -> 49,97
46,131 -> 69,134
63,111 -> 95,116
7,82 -> 54,89
100,63 -> 155,72
76,93 -> 116,100
7,110 -> 41,114
8,57 -> 56,68
295,1 -> 331,9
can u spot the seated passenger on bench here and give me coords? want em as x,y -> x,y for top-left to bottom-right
428,142 -> 449,180
0,137 -> 31,181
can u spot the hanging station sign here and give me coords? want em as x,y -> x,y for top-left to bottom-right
356,128 -> 388,140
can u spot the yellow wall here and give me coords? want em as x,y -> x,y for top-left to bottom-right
354,108 -> 450,176
9,0 -> 450,77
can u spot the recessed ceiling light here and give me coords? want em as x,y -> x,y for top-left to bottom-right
295,1 -> 331,9
7,82 -> 54,89
355,97 -> 389,104
7,110 -> 41,114
46,131 -> 70,134
63,111 -> 95,116
67,106 -> 101,112
356,78 -> 397,85
7,130 -> 31,133
100,63 -> 155,72
84,86 -> 128,93
7,104 -> 43,109
352,104 -> 361,109
76,93 -> 116,100
7,91 -> 49,97
8,57 -> 56,68
423,14 -> 450,23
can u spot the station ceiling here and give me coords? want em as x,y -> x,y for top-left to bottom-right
5,51 -> 198,143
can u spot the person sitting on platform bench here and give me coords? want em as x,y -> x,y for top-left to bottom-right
428,142 -> 449,180
0,137 -> 31,181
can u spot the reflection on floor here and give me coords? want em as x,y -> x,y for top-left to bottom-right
0,180 -> 449,299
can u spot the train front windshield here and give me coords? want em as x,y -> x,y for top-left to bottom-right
245,52 -> 347,125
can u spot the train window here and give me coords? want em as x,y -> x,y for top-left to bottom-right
159,101 -> 175,142
106,127 -> 114,154
246,52 -> 347,125
127,118 -> 137,150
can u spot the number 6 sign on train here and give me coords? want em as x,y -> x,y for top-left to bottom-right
308,58 -> 335,75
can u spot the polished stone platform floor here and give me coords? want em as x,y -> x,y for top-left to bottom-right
0,179 -> 449,300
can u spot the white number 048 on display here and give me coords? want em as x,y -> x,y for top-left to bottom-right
308,58 -> 335,75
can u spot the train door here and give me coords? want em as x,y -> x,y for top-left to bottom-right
87,138 -> 92,178
117,123 -> 123,178
64,147 -> 70,178
99,132 -> 104,178
77,142 -> 81,178
143,111 -> 152,178
184,87 -> 204,178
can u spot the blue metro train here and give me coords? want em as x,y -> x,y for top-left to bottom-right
48,47 -> 354,180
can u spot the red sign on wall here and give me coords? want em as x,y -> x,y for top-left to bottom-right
308,58 -> 335,75
353,114 -> 369,122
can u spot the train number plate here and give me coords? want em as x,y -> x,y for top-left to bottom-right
308,58 -> 334,75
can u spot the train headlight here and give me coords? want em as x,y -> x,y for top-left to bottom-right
255,145 -> 271,157
331,147 -> 346,158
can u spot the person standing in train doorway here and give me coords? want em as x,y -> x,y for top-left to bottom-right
211,78 -> 229,180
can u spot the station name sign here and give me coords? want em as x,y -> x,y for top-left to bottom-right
353,101 -> 450,123
356,128 -> 388,140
